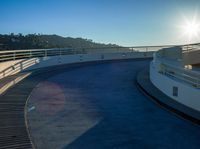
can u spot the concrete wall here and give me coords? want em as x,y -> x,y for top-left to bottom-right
183,50 -> 200,65
157,46 -> 182,60
0,51 -> 153,79
150,62 -> 200,112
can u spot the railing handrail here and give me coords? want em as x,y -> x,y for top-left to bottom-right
0,42 -> 199,64
161,63 -> 200,88
1,42 -> 200,53
0,46 -> 158,63
162,63 -> 200,79
0,46 -> 160,53
153,43 -> 200,88
0,48 -> 74,53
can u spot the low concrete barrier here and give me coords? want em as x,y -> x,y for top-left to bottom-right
0,52 -> 154,79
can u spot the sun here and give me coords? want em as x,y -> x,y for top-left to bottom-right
179,15 -> 200,43
183,21 -> 200,38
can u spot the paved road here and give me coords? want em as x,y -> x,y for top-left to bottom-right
27,59 -> 200,149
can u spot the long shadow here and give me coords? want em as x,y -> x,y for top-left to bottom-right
26,59 -> 200,149
0,58 -> 39,79
48,60 -> 200,149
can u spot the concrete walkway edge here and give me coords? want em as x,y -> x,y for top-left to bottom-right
136,67 -> 200,125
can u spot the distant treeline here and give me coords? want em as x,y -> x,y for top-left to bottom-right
0,33 -> 119,50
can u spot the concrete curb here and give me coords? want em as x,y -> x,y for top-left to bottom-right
136,67 -> 200,125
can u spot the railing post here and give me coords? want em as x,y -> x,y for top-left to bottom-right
13,51 -> 16,60
59,48 -> 61,56
45,49 -> 47,57
29,50 -> 32,58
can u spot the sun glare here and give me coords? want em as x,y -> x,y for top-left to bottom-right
179,14 -> 200,43
183,21 -> 200,37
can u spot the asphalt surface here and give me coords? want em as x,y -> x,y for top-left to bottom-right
27,59 -> 200,149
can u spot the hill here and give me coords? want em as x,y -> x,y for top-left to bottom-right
0,34 -> 119,50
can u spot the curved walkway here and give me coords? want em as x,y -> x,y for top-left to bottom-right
26,59 -> 200,149
0,61 -> 116,148
0,74 -> 35,148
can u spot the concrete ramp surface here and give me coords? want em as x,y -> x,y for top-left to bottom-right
26,60 -> 200,149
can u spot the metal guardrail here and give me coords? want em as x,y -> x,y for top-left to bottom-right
0,48 -> 81,62
160,63 -> 200,88
0,45 -> 168,79
0,45 -> 174,80
2,42 -> 200,63
0,46 -> 172,62
182,43 -> 200,53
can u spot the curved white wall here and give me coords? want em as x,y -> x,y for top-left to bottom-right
150,61 -> 200,112
0,52 -> 153,79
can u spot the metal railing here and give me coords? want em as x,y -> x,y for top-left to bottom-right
0,48 -> 81,62
181,43 -> 200,53
0,45 -> 174,79
159,63 -> 200,88
0,45 -> 166,79
0,45 -> 173,63
0,42 -> 199,62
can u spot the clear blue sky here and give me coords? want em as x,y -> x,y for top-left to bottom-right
1,0 -> 200,46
